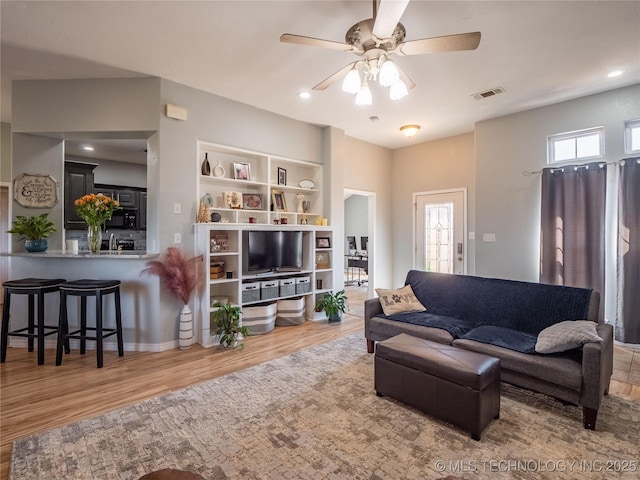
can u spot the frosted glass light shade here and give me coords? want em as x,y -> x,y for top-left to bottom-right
390,79 -> 408,100
355,82 -> 372,106
400,124 -> 421,137
342,68 -> 361,94
379,60 -> 400,87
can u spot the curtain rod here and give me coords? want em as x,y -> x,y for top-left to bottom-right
522,160 -> 625,177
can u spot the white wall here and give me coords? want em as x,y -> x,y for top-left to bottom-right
391,133 -> 476,286
475,84 -> 640,282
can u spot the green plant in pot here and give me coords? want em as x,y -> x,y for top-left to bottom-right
7,213 -> 57,252
212,302 -> 251,349
315,289 -> 348,323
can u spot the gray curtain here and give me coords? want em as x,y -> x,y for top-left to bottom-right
540,162 -> 606,319
616,158 -> 640,343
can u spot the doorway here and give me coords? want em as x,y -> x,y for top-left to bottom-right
414,189 -> 467,275
344,188 -> 376,314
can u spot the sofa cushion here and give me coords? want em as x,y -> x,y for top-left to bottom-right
405,270 -> 594,335
535,320 -> 602,354
380,311 -> 477,339
461,325 -> 537,354
369,316 -> 455,344
375,284 -> 426,315
453,338 -> 583,391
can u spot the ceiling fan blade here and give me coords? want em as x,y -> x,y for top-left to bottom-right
396,63 -> 416,90
313,62 -> 359,91
280,34 -> 353,51
372,0 -> 410,39
397,32 -> 481,56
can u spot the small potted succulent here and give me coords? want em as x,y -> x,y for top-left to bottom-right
314,289 -> 348,323
212,301 -> 251,349
7,213 -> 57,252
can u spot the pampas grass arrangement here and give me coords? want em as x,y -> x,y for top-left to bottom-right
143,247 -> 202,304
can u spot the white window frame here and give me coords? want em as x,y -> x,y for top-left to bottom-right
547,126 -> 605,164
624,118 -> 640,154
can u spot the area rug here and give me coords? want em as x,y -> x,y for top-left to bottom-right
10,334 -> 640,479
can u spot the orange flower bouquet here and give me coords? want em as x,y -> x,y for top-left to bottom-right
75,193 -> 121,253
74,193 -> 121,226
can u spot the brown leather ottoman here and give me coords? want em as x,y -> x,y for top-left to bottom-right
375,333 -> 500,440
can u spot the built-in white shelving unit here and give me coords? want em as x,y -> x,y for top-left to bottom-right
193,140 -> 333,348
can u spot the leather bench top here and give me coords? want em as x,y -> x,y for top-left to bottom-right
376,333 -> 500,390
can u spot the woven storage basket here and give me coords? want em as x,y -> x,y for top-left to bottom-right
276,297 -> 305,326
243,302 -> 277,335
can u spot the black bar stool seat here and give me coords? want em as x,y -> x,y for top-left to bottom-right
1,278 -> 67,365
56,279 -> 124,368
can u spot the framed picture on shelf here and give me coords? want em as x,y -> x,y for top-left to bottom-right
277,167 -> 287,185
271,189 -> 287,211
316,251 -> 330,269
242,193 -> 263,210
222,191 -> 243,209
316,237 -> 331,248
233,162 -> 251,181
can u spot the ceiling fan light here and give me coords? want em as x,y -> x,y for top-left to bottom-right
379,60 -> 399,87
390,79 -> 408,100
342,68 -> 362,94
355,82 -> 372,106
400,124 -> 421,137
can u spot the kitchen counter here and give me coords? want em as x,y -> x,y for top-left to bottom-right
1,250 -> 158,259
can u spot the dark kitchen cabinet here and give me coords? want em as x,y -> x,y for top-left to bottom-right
139,191 -> 147,229
64,162 -> 96,230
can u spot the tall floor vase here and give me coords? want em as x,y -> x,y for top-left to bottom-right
179,304 -> 193,350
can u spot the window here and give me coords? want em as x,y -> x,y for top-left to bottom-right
547,126 -> 604,164
624,119 -> 640,154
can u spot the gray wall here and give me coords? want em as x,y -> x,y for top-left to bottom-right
66,155 -> 147,188
1,122 -> 11,183
475,84 -> 640,282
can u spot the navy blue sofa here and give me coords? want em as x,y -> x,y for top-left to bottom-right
364,270 -> 613,430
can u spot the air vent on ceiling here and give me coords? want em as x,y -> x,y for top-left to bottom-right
472,87 -> 505,100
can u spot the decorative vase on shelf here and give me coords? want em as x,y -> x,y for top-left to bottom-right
201,153 -> 211,176
87,224 -> 102,253
179,304 -> 193,350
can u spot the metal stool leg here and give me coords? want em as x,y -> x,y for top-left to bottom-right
115,288 -> 124,357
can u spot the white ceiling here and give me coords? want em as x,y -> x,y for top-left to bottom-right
1,1 -> 639,150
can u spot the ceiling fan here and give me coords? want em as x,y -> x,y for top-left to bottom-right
280,0 -> 481,105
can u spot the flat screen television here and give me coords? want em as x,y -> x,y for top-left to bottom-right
245,230 -> 303,273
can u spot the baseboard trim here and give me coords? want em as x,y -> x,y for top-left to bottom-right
8,338 -> 178,352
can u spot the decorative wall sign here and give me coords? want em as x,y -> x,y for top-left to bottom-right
13,173 -> 59,208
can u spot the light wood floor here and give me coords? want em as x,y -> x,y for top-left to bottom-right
1,288 -> 638,480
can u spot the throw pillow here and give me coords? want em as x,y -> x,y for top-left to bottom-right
376,284 -> 426,315
535,320 -> 602,354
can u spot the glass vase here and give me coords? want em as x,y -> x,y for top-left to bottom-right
87,224 -> 102,253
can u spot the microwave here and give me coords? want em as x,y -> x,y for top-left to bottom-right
106,209 -> 137,230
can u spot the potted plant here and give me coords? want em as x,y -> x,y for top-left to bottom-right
212,301 -> 250,349
315,289 -> 348,323
7,213 -> 57,252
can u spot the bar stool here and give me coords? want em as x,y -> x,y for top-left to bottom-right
1,278 -> 67,365
56,279 -> 124,368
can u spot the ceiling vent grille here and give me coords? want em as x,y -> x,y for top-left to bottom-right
472,87 -> 505,100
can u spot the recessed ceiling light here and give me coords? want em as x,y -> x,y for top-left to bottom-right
297,91 -> 311,99
608,70 -> 623,78
82,146 -> 95,151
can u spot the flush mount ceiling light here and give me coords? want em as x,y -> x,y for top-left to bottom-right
400,124 -> 420,137
82,146 -> 95,151
297,91 -> 311,99
607,70 -> 623,78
